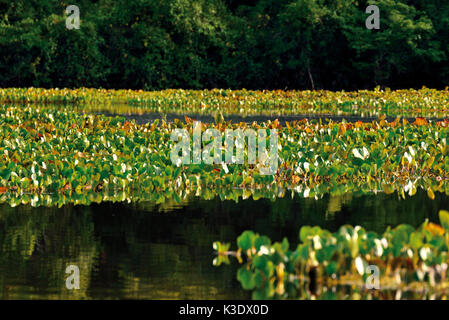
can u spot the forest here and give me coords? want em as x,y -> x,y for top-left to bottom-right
1,0 -> 448,90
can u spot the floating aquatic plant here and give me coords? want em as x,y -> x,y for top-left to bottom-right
0,104 -> 448,207
213,210 -> 449,300
1,87 -> 449,118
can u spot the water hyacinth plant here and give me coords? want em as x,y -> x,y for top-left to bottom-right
213,210 -> 449,300
1,87 -> 449,118
0,87 -> 448,300
0,103 -> 448,207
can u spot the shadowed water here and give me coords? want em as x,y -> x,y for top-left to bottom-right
98,111 -> 448,125
0,189 -> 447,299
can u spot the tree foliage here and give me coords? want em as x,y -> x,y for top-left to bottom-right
0,0 -> 448,89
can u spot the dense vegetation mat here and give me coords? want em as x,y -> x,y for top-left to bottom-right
213,210 -> 449,299
1,87 -> 449,117
0,103 -> 448,206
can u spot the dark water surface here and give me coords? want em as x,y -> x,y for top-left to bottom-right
98,111 -> 448,125
0,189 -> 447,299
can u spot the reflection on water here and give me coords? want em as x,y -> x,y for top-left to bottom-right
97,111 -> 448,126
0,189 -> 447,299
70,101 -> 449,121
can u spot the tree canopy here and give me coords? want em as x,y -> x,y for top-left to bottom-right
0,0 -> 448,90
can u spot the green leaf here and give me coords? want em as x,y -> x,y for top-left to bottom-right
299,226 -> 312,242
253,255 -> 274,277
237,231 -> 256,251
254,235 -> 271,251
439,210 -> 449,232
325,261 -> 338,275
237,268 -> 255,290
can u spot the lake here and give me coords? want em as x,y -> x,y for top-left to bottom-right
0,189 -> 446,299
